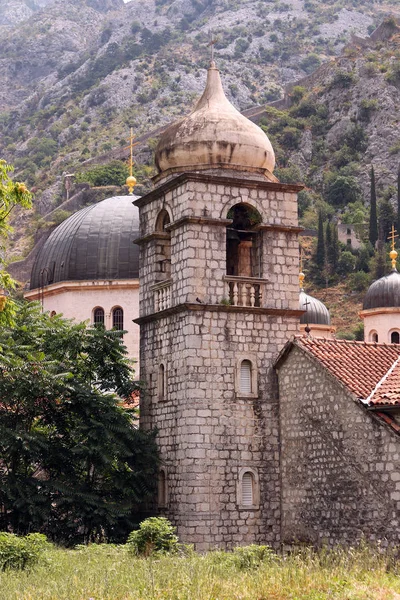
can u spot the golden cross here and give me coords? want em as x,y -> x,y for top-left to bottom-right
388,224 -> 398,251
122,127 -> 139,176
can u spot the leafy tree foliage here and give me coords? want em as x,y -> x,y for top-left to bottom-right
76,160 -> 129,187
0,302 -> 158,545
326,175 -> 361,207
314,211 -> 325,269
369,166 -> 378,248
0,160 -> 32,326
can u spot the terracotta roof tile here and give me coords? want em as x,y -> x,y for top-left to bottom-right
296,337 -> 400,400
368,358 -> 400,407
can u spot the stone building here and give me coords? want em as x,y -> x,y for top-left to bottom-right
276,338 -> 400,547
135,59 -> 400,551
25,194 -> 141,362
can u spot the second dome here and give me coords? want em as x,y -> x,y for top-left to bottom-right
155,63 -> 276,177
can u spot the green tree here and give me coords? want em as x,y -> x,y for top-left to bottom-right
0,160 -> 32,325
369,166 -> 378,247
76,160 -> 129,187
378,197 -> 395,243
326,222 -> 339,273
326,175 -> 361,207
0,302 -> 158,544
314,211 -> 325,269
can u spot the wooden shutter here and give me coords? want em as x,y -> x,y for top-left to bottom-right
242,472 -> 253,506
240,360 -> 252,394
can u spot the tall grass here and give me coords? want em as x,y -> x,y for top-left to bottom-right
1,543 -> 400,600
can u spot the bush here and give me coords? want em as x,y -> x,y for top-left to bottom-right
326,176 -> 362,207
75,160 -> 129,187
0,533 -> 50,571
338,251 -> 356,275
127,517 -> 179,556
347,271 -> 371,292
232,545 -> 276,570
331,69 -> 357,89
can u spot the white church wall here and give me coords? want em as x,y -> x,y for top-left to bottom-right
25,280 -> 140,368
361,309 -> 400,344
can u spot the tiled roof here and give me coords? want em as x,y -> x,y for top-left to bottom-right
368,357 -> 400,407
296,337 -> 400,401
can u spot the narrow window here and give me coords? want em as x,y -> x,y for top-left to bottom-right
241,472 -> 254,506
93,307 -> 104,325
158,470 -> 167,507
347,238 -> 351,246
50,310 -> 56,318
373,333 -> 378,343
156,210 -> 171,280
346,228 -> 351,235
391,331 -> 400,344
158,364 -> 166,400
240,360 -> 252,394
112,307 -> 124,330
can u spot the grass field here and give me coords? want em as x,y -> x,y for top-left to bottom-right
1,543 -> 400,600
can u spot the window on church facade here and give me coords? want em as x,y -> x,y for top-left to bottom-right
155,209 -> 171,280
93,307 -> 105,326
237,467 -> 259,509
158,363 -> 166,400
370,331 -> 378,343
236,357 -> 257,398
240,360 -> 252,394
112,307 -> 124,330
241,472 -> 254,506
226,204 -> 262,278
391,331 -> 400,344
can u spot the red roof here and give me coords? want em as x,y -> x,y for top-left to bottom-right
368,357 -> 400,407
293,337 -> 400,402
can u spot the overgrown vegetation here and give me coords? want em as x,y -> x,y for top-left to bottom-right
0,302 -> 158,545
1,540 -> 400,599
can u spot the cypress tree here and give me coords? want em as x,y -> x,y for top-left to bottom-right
369,166 -> 378,247
315,210 -> 325,269
327,223 -> 339,272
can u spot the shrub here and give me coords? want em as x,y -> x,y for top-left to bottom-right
127,517 -> 179,556
326,176 -> 361,207
0,533 -> 50,571
338,251 -> 356,275
75,160 -> 129,187
331,70 -> 357,89
347,271 -> 371,292
232,544 -> 276,570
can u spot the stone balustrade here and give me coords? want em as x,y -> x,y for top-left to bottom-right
153,280 -> 172,312
225,276 -> 265,308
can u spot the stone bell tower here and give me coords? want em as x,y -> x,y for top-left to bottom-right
135,62 -> 302,550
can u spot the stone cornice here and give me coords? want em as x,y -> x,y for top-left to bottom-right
133,172 -> 304,208
134,303 -> 303,325
359,307 -> 400,318
25,279 -> 139,300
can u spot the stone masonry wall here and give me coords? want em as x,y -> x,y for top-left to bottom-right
277,345 -> 400,547
138,170 -> 301,549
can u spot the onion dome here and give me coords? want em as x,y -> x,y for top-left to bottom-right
30,195 -> 140,290
299,290 -> 331,326
155,62 -> 276,177
363,269 -> 400,310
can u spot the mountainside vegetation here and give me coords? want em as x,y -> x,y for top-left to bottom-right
2,0 -> 400,334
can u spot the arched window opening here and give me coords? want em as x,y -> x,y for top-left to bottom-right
112,307 -> 124,330
50,310 -> 56,318
391,331 -> 400,344
240,360 -> 252,394
158,470 -> 167,507
93,307 -> 105,326
158,363 -> 166,401
156,209 -> 171,280
241,472 -> 254,506
226,204 -> 262,278
370,331 -> 378,343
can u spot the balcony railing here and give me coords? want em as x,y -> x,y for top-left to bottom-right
152,280 -> 172,312
225,277 -> 265,308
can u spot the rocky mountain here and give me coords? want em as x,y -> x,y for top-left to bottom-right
1,0 -> 400,269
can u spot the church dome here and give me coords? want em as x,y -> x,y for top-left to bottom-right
30,195 -> 140,290
155,63 -> 275,177
363,269 -> 400,310
299,290 -> 331,326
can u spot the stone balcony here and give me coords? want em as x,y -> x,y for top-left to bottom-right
225,276 -> 266,308
152,279 -> 172,312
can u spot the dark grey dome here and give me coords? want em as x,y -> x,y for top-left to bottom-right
30,195 -> 140,290
299,290 -> 331,325
363,269 -> 400,310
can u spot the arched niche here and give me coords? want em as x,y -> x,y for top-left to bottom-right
155,209 -> 171,280
226,203 -> 262,278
